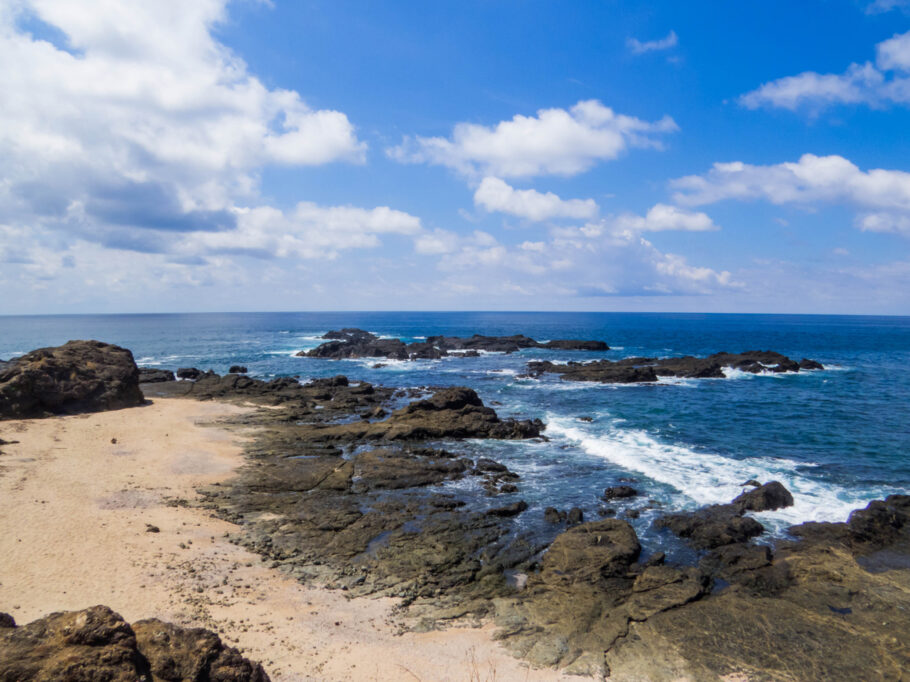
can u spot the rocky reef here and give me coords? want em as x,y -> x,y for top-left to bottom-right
0,605 -> 269,681
527,350 -> 824,384
0,340 -> 144,418
298,328 -> 608,360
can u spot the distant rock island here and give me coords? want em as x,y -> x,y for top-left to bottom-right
297,328 -> 609,360
527,350 -> 824,383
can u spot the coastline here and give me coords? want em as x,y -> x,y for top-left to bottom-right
0,397 -> 572,681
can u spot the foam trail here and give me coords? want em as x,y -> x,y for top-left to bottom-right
546,416 -> 889,530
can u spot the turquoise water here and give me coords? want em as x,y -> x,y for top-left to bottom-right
2,312 -> 908,549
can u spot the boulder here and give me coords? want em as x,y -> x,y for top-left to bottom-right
487,500 -> 529,517
655,504 -> 765,549
732,481 -> 794,512
0,605 -> 269,682
0,340 -> 144,418
176,367 -> 202,380
229,365 -> 248,374
538,519 -> 641,585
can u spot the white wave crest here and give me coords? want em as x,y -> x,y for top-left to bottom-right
545,416 -> 888,529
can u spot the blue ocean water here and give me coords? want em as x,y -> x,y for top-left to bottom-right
2,312 -> 909,552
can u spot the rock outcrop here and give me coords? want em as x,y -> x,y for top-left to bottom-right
138,368 -> 176,383
0,605 -> 269,681
526,350 -> 824,384
0,340 -> 144,419
297,328 -> 608,360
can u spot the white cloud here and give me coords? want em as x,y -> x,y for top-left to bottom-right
0,0 -> 377,262
866,0 -> 910,13
473,177 -> 598,221
627,30 -> 678,55
415,228 -> 460,255
388,100 -> 677,179
672,153 -> 910,237
183,203 -> 422,260
739,31 -> 910,111
612,203 -> 718,232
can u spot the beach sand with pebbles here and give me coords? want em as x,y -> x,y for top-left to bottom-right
0,397 -> 572,682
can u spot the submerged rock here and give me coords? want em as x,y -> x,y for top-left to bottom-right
0,340 -> 144,419
0,605 -> 269,681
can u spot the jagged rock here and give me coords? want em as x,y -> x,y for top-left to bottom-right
604,485 -> 639,501
138,368 -> 176,383
0,606 -> 269,682
567,507 -> 584,525
0,340 -> 144,418
731,480 -> 794,512
176,367 -> 202,380
527,350 -> 823,384
789,494 -> 910,552
228,365 -> 248,374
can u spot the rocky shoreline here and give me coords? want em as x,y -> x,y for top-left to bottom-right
1,340 -> 908,680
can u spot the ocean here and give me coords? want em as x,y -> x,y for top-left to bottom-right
2,311 -> 908,556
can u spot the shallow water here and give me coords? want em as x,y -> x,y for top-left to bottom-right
2,311 -> 908,553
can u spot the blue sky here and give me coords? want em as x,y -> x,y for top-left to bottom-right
2,0 -> 910,314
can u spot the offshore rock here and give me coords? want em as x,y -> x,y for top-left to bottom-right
298,328 -> 608,360
0,605 -> 269,682
0,340 -> 144,419
731,480 -> 794,512
527,349 -> 823,384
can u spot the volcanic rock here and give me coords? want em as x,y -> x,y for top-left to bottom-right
176,367 -> 202,380
0,605 -> 269,682
138,368 -> 176,383
229,365 -> 248,374
0,340 -> 144,418
604,485 -> 639,501
528,350 -> 823,384
731,480 -> 794,512
299,328 -> 609,360
655,504 -> 765,549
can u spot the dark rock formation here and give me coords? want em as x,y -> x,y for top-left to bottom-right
789,494 -> 910,552
655,504 -> 766,550
604,485 -> 639,501
298,387 -> 543,441
731,480 -> 794,512
0,340 -> 144,419
527,350 -> 823,384
0,605 -> 269,681
138,368 -> 176,383
297,328 -> 608,360
176,367 -> 202,380
229,365 -> 248,374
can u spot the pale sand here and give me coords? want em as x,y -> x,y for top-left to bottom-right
0,398 -> 575,682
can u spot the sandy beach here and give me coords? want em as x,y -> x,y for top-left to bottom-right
0,397 -> 573,682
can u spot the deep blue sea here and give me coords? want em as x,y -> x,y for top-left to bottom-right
2,312 -> 909,554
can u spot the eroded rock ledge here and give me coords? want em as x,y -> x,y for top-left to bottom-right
527,350 -> 824,384
297,328 -> 609,360
0,605 -> 269,681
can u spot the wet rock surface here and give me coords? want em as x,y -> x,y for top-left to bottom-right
0,340 -> 144,419
0,605 -> 269,682
527,349 -> 824,384
298,328 -> 608,360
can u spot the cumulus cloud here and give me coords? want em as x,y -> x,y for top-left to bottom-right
739,30 -> 910,111
671,153 -> 910,235
627,30 -> 678,55
422,206 -> 733,297
387,100 -> 677,179
183,203 -> 422,260
473,177 -> 598,221
0,0 -> 418,269
866,0 -> 910,13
